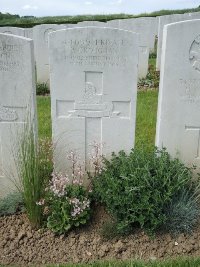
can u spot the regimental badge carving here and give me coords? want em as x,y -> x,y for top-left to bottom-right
189,35 -> 200,72
0,105 -> 18,121
68,82 -> 120,118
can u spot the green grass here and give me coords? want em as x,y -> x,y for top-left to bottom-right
1,258 -> 200,267
37,96 -> 52,139
45,257 -> 200,267
135,90 -> 158,149
37,91 -> 158,149
149,58 -> 156,68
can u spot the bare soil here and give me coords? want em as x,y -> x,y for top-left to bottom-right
1,205 -> 200,266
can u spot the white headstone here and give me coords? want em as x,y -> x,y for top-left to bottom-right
0,27 -> 25,37
77,21 -> 106,27
24,28 -> 33,39
0,33 -> 37,197
138,46 -> 149,79
156,19 -> 200,169
107,18 -> 151,78
33,24 -> 65,84
156,13 -> 200,71
64,24 -> 79,28
119,17 -> 157,51
49,27 -> 139,174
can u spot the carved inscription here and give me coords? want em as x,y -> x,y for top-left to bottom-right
0,105 -> 26,123
0,40 -> 23,72
0,106 -> 18,122
65,39 -> 127,67
189,35 -> 200,72
185,126 -> 200,159
180,79 -> 200,104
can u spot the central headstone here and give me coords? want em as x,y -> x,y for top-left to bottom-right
49,27 -> 138,174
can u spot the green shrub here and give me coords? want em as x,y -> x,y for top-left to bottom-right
0,191 -> 24,216
93,148 -> 194,234
163,186 -> 200,235
36,82 -> 50,96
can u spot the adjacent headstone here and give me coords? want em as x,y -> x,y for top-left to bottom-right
0,27 -> 25,37
156,13 -> 200,71
33,24 -> 64,84
107,19 -> 151,78
138,46 -> 149,78
49,27 -> 139,174
156,19 -> 200,169
24,28 -> 33,39
0,33 -> 37,197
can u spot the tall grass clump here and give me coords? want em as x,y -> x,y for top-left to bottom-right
15,121 -> 53,228
163,185 -> 200,235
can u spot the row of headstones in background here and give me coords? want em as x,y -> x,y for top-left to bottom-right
0,33 -> 37,198
0,16 -> 158,85
156,12 -> 200,70
107,17 -> 158,81
156,19 -> 200,169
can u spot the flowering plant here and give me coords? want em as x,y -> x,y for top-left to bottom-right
44,151 -> 91,234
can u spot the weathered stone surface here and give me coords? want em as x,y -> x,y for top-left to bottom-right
156,12 -> 200,71
24,28 -> 33,39
33,24 -> 65,84
49,27 -> 138,174
0,27 -> 25,37
107,17 -> 156,78
77,21 -> 106,27
0,34 -> 37,197
156,19 -> 200,169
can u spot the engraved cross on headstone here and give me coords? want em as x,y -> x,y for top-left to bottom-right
56,71 -> 130,168
185,125 -> 200,159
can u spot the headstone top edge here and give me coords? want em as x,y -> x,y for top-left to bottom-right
0,33 -> 33,42
48,26 -> 140,37
164,18 -> 200,30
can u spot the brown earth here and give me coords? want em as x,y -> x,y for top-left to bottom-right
1,205 -> 200,266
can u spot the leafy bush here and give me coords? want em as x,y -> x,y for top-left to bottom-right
93,148 -> 194,234
36,82 -> 50,96
163,186 -> 200,235
0,191 -> 24,216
